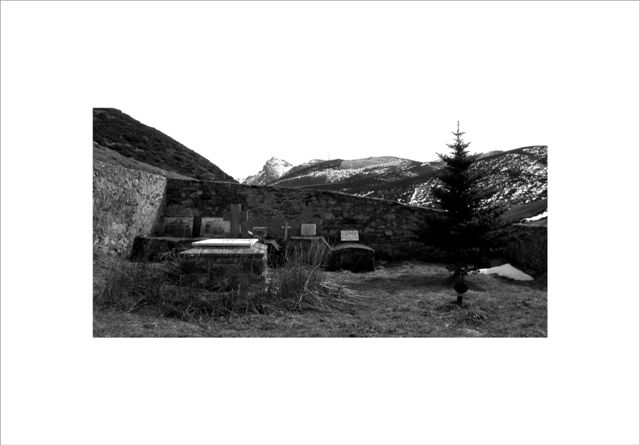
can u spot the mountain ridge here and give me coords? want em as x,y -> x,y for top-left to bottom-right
249,146 -> 547,214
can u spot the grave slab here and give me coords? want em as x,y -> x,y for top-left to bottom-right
192,238 -> 259,247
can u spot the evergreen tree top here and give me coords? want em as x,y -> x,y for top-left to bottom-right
447,121 -> 471,151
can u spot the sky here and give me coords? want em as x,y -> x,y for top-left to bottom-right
6,1 -> 624,180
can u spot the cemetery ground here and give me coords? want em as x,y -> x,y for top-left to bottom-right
94,255 -> 547,337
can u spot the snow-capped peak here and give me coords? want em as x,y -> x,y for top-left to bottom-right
243,157 -> 293,186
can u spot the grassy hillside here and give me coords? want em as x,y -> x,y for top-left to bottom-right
93,108 -> 236,182
93,142 -> 194,180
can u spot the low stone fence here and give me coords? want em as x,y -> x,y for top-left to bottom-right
493,223 -> 547,275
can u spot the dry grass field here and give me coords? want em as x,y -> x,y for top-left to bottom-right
94,261 -> 546,337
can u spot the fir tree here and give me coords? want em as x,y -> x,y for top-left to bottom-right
428,122 -> 502,304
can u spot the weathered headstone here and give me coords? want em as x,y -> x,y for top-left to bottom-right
252,226 -> 268,238
327,243 -> 375,272
340,230 -> 359,242
163,217 -> 194,237
200,217 -> 230,236
300,223 -> 317,236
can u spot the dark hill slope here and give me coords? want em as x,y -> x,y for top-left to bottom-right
93,108 -> 235,182
93,142 -> 194,180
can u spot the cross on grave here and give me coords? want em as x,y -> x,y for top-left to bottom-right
225,204 -> 252,238
228,204 -> 242,237
280,221 -> 291,240
240,209 -> 251,237
229,204 -> 240,237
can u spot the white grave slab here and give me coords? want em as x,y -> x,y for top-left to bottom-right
192,238 -> 259,248
300,223 -> 317,236
340,230 -> 359,242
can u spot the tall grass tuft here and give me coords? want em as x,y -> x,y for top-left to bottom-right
264,240 -> 353,311
95,240 -> 358,322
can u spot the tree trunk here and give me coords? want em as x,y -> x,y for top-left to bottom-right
456,294 -> 463,306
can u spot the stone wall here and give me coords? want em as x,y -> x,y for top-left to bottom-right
495,224 -> 547,275
94,161 -> 167,256
162,179 -> 442,260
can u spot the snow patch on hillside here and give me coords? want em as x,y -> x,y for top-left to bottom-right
478,264 -> 534,281
524,210 -> 548,222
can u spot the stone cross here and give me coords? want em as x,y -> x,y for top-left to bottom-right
240,209 -> 250,237
280,221 -> 291,240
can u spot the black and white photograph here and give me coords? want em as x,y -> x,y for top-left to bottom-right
93,109 -> 548,337
2,1 -> 638,444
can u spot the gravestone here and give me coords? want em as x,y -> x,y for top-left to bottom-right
340,230 -> 359,242
252,227 -> 268,238
327,243 -> 375,272
300,223 -> 317,236
163,217 -> 194,237
200,217 -> 230,237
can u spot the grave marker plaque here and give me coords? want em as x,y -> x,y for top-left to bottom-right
201,217 -> 229,236
340,230 -> 359,242
163,217 -> 194,238
300,223 -> 317,236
